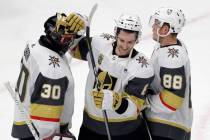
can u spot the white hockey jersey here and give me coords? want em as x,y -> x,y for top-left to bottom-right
12,41 -> 74,139
145,40 -> 193,140
72,33 -> 154,135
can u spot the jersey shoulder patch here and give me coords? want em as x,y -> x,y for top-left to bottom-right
92,33 -> 115,43
130,53 -> 154,78
99,33 -> 115,41
158,45 -> 188,68
135,53 -> 150,68
92,34 -> 115,52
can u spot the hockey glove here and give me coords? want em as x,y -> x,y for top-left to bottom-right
66,12 -> 87,35
92,89 -> 122,111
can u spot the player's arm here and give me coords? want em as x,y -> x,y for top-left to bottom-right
148,49 -> 187,113
70,37 -> 90,61
121,76 -> 154,114
60,12 -> 90,61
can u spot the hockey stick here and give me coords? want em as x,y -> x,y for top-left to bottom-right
86,4 -> 112,140
140,113 -> 153,140
4,82 -> 40,140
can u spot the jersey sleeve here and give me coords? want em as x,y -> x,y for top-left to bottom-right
148,46 -> 188,113
116,58 -> 154,115
124,76 -> 154,113
71,37 -> 89,60
12,43 -> 34,138
71,33 -> 115,61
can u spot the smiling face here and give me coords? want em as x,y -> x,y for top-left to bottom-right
115,30 -> 137,57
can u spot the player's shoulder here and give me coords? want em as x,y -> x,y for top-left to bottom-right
92,33 -> 115,46
26,41 -> 57,62
95,33 -> 115,42
131,52 -> 154,78
27,41 -> 70,77
158,40 -> 189,68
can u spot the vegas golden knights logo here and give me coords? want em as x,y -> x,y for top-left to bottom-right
98,71 -> 112,90
98,54 -> 104,65
96,69 -> 117,90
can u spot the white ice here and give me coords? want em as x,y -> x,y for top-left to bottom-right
0,0 -> 210,139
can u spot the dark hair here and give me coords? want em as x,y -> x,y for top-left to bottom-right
115,27 -> 139,40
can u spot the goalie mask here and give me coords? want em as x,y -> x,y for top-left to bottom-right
44,13 -> 78,55
149,7 -> 186,34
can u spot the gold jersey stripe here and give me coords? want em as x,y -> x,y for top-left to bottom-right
30,103 -> 63,119
160,89 -> 184,110
14,121 -> 27,125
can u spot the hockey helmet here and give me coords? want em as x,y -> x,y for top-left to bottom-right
115,14 -> 142,38
149,7 -> 186,33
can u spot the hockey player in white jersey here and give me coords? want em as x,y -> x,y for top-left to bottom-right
69,13 -> 154,140
12,13 -> 85,140
144,7 -> 193,140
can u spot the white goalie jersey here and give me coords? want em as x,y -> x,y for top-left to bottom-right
145,40 -> 193,140
12,41 -> 74,139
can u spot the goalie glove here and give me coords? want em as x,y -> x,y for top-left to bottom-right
65,12 -> 87,35
92,89 -> 122,111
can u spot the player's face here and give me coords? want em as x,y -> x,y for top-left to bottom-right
116,31 -> 137,56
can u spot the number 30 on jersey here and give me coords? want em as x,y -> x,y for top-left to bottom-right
41,84 -> 61,100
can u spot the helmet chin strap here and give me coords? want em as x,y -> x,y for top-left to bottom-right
124,39 -> 138,69
156,27 -> 170,44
